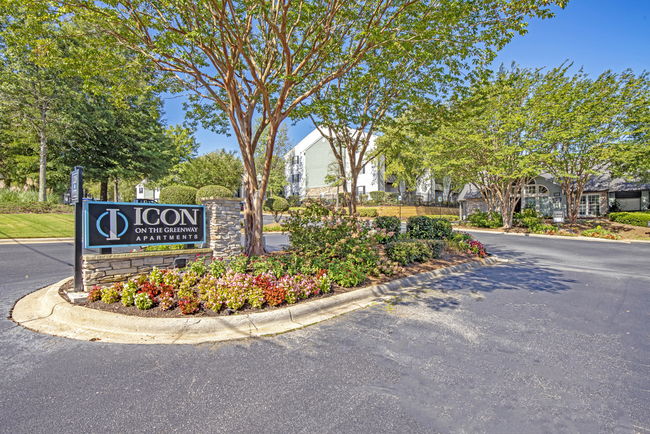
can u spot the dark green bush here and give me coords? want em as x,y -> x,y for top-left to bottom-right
514,208 -> 541,229
374,216 -> 401,243
369,191 -> 386,204
358,194 -> 369,204
159,186 -> 198,205
287,195 -> 301,207
196,185 -> 233,203
609,212 -> 650,227
385,239 -> 442,266
406,216 -> 453,239
264,197 -> 290,223
469,211 -> 503,228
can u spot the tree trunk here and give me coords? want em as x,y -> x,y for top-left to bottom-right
114,177 -> 119,202
335,184 -> 340,211
38,127 -> 47,202
100,181 -> 108,201
349,175 -> 358,214
243,174 -> 265,256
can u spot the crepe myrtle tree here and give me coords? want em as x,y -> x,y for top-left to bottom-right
531,64 -> 650,225
301,1 -> 566,215
24,0 -> 567,254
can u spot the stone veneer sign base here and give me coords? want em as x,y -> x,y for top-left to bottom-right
82,249 -> 213,290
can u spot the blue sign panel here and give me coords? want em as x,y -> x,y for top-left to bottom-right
83,201 -> 205,249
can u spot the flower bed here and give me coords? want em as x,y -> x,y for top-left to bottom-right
80,203 -> 487,317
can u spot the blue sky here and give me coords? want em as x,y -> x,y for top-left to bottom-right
161,0 -> 650,155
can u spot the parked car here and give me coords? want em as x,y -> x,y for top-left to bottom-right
134,198 -> 157,204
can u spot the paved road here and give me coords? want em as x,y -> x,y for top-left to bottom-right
1,234 -> 649,433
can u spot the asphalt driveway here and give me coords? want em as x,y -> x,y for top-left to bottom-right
0,234 -> 649,433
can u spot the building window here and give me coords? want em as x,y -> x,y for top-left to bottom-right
360,166 -> 365,175
139,187 -> 144,194
579,194 -> 600,216
292,173 -> 301,183
357,186 -> 366,195
538,185 -> 548,194
525,186 -> 536,195
292,156 -> 300,165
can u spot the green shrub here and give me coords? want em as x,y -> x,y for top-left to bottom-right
101,284 -> 121,304
196,185 -> 233,202
514,208 -> 541,229
406,216 -> 453,239
357,207 -> 378,217
281,202 -> 377,263
609,212 -> 650,227
369,191 -> 386,204
264,197 -> 290,223
142,244 -> 184,251
386,192 -> 398,205
337,192 -> 347,206
159,186 -> 198,205
358,194 -> 368,204
287,195 -> 301,207
328,260 -> 367,287
134,292 -> 154,310
581,227 -> 620,240
385,239 -> 437,266
469,211 -> 503,228
121,281 -> 137,306
374,216 -> 401,243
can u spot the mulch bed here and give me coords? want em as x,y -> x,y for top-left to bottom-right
59,252 -> 481,319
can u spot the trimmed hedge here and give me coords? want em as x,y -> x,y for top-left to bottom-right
423,214 -> 458,222
357,207 -> 378,217
196,185 -> 233,203
609,211 -> 650,227
406,216 -> 453,240
264,197 -> 290,213
159,186 -> 198,205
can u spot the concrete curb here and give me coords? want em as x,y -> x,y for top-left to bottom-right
458,228 -> 650,244
12,257 -> 504,344
0,237 -> 75,245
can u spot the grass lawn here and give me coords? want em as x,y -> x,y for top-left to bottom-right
0,213 -> 75,239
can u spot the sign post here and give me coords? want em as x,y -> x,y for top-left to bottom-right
71,166 -> 83,292
438,196 -> 443,218
398,195 -> 402,221
553,210 -> 565,230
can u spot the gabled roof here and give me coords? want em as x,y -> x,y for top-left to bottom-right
540,171 -> 650,192
457,184 -> 483,201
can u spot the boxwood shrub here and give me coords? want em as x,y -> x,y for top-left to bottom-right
609,211 -> 650,227
196,185 -> 233,203
159,186 -> 198,205
374,216 -> 401,243
385,239 -> 444,266
406,216 -> 453,240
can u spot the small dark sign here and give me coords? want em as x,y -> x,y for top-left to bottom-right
71,169 -> 81,203
553,192 -> 561,197
84,201 -> 205,249
553,210 -> 564,223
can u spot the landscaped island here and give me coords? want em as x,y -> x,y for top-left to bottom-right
77,203 -> 487,318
